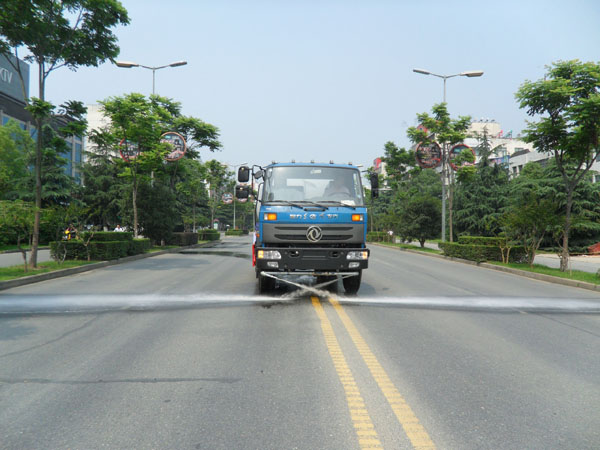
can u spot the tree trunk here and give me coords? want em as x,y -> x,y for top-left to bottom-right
560,188 -> 574,272
448,170 -> 455,242
30,65 -> 46,268
132,184 -> 138,238
192,203 -> 196,232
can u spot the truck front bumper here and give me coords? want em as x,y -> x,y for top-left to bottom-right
255,247 -> 369,273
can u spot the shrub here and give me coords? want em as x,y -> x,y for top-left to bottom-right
457,236 -> 507,246
129,238 -> 152,255
81,231 -> 133,242
199,229 -> 220,241
225,229 -> 244,236
439,242 -> 526,263
166,232 -> 199,246
367,231 -> 392,242
51,239 -> 139,261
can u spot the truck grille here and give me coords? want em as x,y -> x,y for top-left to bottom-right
263,224 -> 364,245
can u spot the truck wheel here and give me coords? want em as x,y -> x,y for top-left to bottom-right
343,271 -> 361,295
258,272 -> 276,293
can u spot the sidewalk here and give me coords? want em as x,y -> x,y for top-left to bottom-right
0,249 -> 52,268
405,241 -> 600,274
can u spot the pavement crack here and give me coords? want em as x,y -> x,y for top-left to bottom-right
0,315 -> 101,359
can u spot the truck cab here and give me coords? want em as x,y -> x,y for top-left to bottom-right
237,162 -> 370,294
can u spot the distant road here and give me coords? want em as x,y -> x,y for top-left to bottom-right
1,236 -> 599,449
0,249 -> 51,267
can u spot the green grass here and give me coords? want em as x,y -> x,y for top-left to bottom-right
374,241 -> 443,254
488,261 -> 600,285
0,260 -> 98,282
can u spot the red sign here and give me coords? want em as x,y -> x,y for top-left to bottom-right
161,131 -> 187,161
118,139 -> 140,161
415,141 -> 441,169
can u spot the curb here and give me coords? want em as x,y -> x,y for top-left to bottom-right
371,243 -> 600,294
0,242 -> 217,291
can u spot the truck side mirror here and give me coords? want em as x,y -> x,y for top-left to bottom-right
254,169 -> 264,180
370,173 -> 379,199
236,185 -> 250,199
238,166 -> 250,183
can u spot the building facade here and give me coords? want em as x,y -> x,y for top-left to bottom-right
0,53 -> 84,183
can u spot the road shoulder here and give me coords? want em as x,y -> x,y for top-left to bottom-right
371,243 -> 600,294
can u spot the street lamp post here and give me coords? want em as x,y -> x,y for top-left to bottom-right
412,68 -> 483,242
115,60 -> 187,95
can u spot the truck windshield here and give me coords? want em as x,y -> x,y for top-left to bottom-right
263,166 -> 365,206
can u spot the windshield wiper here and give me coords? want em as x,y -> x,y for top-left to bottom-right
265,200 -> 326,210
316,201 -> 357,210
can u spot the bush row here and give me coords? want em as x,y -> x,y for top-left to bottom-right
166,232 -> 199,246
50,238 -> 151,261
439,241 -> 527,263
81,231 -> 133,242
367,231 -> 394,242
225,229 -> 245,236
457,236 -> 507,246
199,229 -> 220,241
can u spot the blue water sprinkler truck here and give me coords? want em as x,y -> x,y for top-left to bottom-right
235,161 -> 379,294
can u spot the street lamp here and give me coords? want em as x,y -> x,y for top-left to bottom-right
412,68 -> 483,102
412,67 -> 484,242
115,60 -> 188,95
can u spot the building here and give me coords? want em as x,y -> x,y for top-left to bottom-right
508,148 -> 600,182
0,53 -> 84,182
464,119 -> 535,165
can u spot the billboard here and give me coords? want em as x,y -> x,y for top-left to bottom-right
0,54 -> 29,104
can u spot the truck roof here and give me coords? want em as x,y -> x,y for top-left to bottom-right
267,161 -> 361,169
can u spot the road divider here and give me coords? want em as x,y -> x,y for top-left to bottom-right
311,297 -> 383,449
329,297 -> 436,450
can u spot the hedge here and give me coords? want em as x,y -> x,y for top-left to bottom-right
457,236 -> 507,246
166,232 -> 199,246
225,229 -> 244,236
367,231 -> 393,242
51,238 -> 151,261
81,231 -> 133,242
199,229 -> 220,241
129,238 -> 152,255
439,242 -> 527,263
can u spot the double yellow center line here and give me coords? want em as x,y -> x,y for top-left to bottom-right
311,296 -> 435,450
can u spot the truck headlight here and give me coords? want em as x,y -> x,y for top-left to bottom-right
346,251 -> 368,260
257,250 -> 282,259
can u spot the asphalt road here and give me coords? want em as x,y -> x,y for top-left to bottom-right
1,236 -> 599,449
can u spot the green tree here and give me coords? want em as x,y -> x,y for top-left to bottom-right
502,164 -> 562,266
204,160 -> 230,227
174,159 -> 208,232
0,121 -> 32,200
0,0 -> 129,266
80,130 -> 124,230
399,195 -> 442,247
453,164 -> 510,237
516,60 -> 600,271
407,103 -> 471,241
0,200 -> 36,271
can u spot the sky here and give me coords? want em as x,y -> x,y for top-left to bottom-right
40,0 -> 600,169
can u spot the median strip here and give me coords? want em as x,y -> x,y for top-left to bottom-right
311,297 -> 383,450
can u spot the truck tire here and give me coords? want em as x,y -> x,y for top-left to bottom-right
258,272 -> 276,293
343,271 -> 361,295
